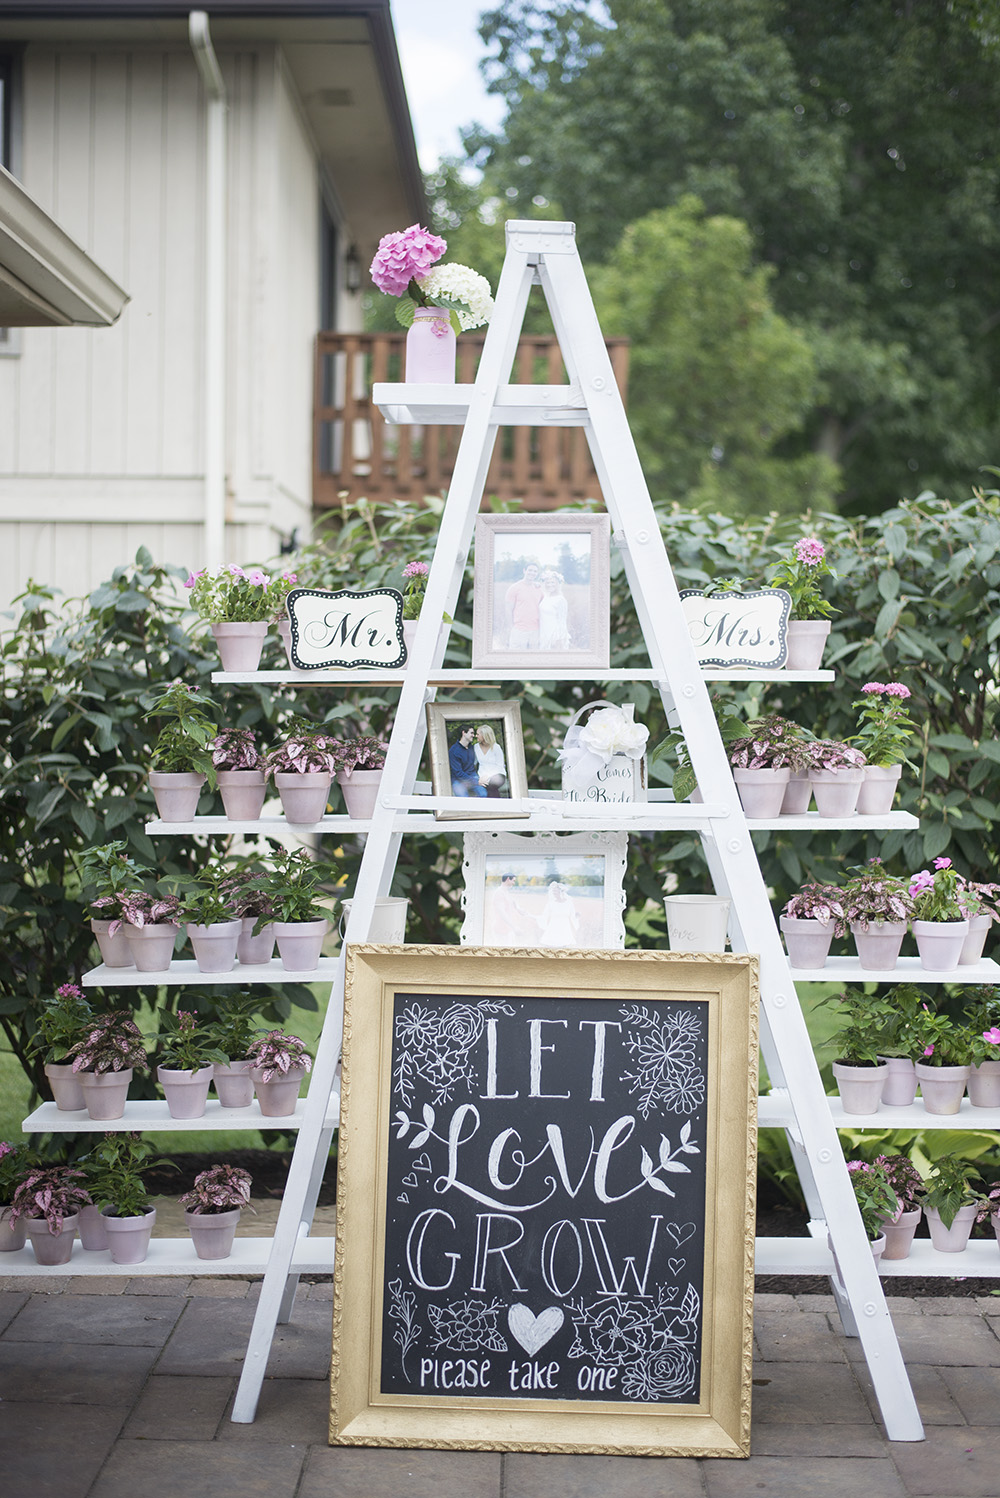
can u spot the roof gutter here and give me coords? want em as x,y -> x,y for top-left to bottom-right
189,9 -> 227,570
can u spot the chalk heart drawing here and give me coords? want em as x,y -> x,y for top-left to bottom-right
412,1152 -> 432,1172
508,1304 -> 564,1357
402,1173 -> 419,1187
668,1258 -> 686,1278
666,1222 -> 696,1248
396,1193 -> 409,1204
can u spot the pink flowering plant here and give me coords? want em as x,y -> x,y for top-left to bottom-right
185,564 -> 298,624
845,1160 -> 899,1240
781,881 -> 845,926
873,1154 -> 923,1218
969,1024 -> 1000,1066
909,1006 -> 972,1068
68,1011 -> 149,1075
179,1164 -> 254,1216
28,981 -> 95,1064
727,713 -> 812,771
838,858 -> 915,932
401,560 -> 429,620
768,536 -> 838,620
909,857 -> 965,922
246,1029 -> 313,1083
369,224 -> 493,333
849,682 -> 917,767
211,727 -> 263,773
9,1164 -> 91,1233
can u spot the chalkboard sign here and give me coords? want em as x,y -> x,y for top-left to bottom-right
332,946 -> 757,1458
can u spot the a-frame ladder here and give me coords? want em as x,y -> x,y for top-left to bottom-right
232,219 -> 923,1441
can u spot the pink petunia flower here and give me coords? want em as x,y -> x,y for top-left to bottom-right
369,224 -> 447,297
226,564 -> 246,580
934,856 -> 952,870
983,1028 -> 1000,1045
184,570 -> 205,589
245,568 -> 269,587
923,1045 -> 934,1057
794,537 -> 826,566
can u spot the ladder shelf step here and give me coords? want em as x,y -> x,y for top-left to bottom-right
755,1236 -> 1000,1277
82,958 -> 341,987
784,955 -> 1000,983
0,1236 -> 336,1276
22,1094 -> 341,1134
211,667 -> 836,685
759,1090 -> 1000,1130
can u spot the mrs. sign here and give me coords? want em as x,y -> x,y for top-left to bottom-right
678,588 -> 791,669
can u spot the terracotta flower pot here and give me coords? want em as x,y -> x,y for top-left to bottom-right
216,769 -> 267,821
779,915 -> 834,969
187,918 -> 241,974
732,766 -> 791,818
878,1056 -> 918,1106
856,763 -> 902,816
185,1206 -> 242,1261
832,1060 -> 888,1115
925,1204 -> 977,1253
77,1202 -> 109,1251
210,620 -> 268,673
213,1060 -> 255,1108
274,771 -> 332,825
273,919 -> 329,972
80,1067 -> 133,1121
850,920 -> 906,971
784,618 -> 831,671
250,1065 -> 307,1118
780,771 -> 812,814
44,1060 -> 86,1112
102,1205 -> 156,1266
959,913 -> 992,966
881,1207 -> 921,1261
336,768 -> 384,820
967,1060 -> 1000,1108
913,918 -> 969,972
0,1207 -> 27,1253
90,918 -> 134,969
914,1061 -> 970,1115
26,1214 -> 78,1265
157,1063 -> 215,1119
148,771 -> 206,822
809,767 -> 864,818
124,921 -> 178,972
237,918 -> 276,966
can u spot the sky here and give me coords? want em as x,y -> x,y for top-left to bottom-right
389,0 -> 507,169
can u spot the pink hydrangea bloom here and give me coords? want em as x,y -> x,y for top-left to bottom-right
369,224 -> 447,296
794,537 -> 826,566
403,561 -> 429,578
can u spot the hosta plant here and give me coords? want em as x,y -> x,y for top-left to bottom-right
68,1012 -> 149,1075
781,881 -> 844,926
9,1165 -> 91,1232
179,1164 -> 255,1215
838,859 -> 914,932
846,1160 -> 899,1241
245,1030 -> 313,1082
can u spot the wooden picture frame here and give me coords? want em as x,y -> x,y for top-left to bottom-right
425,700 -> 529,821
459,830 -> 628,949
332,946 -> 758,1458
472,514 -> 611,671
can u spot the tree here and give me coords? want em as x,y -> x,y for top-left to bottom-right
470,0 -> 1000,512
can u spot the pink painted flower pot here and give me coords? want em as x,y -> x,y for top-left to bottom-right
881,1207 -> 921,1261
336,769 -> 384,820
0,1208 -> 27,1253
405,307 -> 456,383
733,767 -> 790,819
102,1206 -> 156,1266
809,767 -> 864,819
913,918 -> 969,972
273,919 -> 329,973
850,920 -> 906,971
124,922 -> 179,972
250,1065 -> 307,1118
878,1056 -> 918,1106
26,1214 -> 78,1265
856,763 -> 901,815
914,1061 -> 970,1115
217,769 -> 266,821
967,1061 -> 1000,1108
780,771 -> 812,814
210,620 -> 268,673
959,913 -> 992,966
157,1064 -> 215,1120
187,919 -> 241,974
237,918 -> 276,966
44,1060 -> 86,1112
784,618 -> 830,671
78,1202 -> 109,1251
90,919 -> 134,969
832,1060 -> 888,1115
275,771 -> 332,825
213,1060 -> 255,1109
80,1068 -> 133,1121
186,1206 -> 242,1261
925,1204 -> 977,1253
148,771 -> 206,822
780,915 -> 834,969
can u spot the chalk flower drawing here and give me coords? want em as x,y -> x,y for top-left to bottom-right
567,1285 -> 700,1401
387,1278 -> 421,1381
427,1297 -> 509,1353
393,998 -> 515,1107
620,1004 -> 706,1117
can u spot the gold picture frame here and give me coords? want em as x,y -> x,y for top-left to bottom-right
331,946 -> 758,1458
424,699 -> 530,821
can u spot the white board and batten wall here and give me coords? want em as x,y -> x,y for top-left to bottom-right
0,41 -> 353,612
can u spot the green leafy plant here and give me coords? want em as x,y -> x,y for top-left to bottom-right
910,1007 -> 973,1068
204,991 -> 263,1062
155,1009 -> 228,1074
849,682 -> 918,769
27,982 -> 94,1065
826,988 -> 899,1067
920,1157 -> 983,1230
845,1160 -> 898,1241
143,680 -> 219,782
175,863 -> 239,928
876,984 -> 930,1059
79,841 -> 154,921
82,1132 -> 159,1218
243,849 -> 332,927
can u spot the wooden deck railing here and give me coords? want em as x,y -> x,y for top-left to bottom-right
313,331 -> 629,511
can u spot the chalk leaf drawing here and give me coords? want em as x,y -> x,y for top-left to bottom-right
567,1284 -> 701,1401
393,999 -> 515,1108
507,1304 -> 565,1356
387,1278 -> 421,1381
620,1004 -> 706,1117
427,1297 -> 508,1353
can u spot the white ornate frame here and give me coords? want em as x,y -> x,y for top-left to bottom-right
471,513 -> 611,671
459,830 -> 628,948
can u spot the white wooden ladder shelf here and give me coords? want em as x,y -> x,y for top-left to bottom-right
52,220 -> 979,1441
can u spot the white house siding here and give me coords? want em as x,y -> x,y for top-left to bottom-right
0,40 -> 325,612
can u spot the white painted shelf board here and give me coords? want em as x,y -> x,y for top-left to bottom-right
374,382 -> 588,427
146,814 -> 370,835
0,1236 -> 335,1276
22,1094 -> 341,1133
786,956 -> 1000,984
748,811 -> 919,831
212,667 -> 835,685
758,1090 -> 1000,1130
755,1235 -> 1000,1278
82,958 -> 339,987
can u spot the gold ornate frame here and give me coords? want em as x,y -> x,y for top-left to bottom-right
331,946 -> 758,1458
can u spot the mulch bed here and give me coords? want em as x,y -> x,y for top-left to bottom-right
148,1151 -> 999,1300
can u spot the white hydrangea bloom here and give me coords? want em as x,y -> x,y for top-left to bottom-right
416,263 -> 494,330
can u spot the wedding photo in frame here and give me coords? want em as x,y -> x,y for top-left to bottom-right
425,700 -> 529,821
331,945 -> 759,1458
459,830 -> 628,949
472,513 -> 611,671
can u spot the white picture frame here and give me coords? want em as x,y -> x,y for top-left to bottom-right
459,830 -> 628,949
471,513 -> 611,671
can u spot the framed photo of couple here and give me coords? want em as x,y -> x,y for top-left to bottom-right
459,830 -> 628,949
471,514 -> 611,670
424,700 -> 530,821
